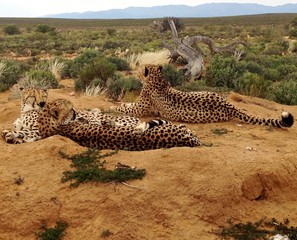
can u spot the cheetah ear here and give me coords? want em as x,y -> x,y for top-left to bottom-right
49,107 -> 59,119
144,66 -> 149,77
158,65 -> 163,72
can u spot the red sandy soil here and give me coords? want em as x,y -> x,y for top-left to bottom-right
0,80 -> 297,240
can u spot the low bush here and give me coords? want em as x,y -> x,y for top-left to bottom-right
3,24 -> 21,35
0,60 -> 26,92
107,56 -> 131,71
214,218 -> 297,240
162,64 -> 187,87
35,24 -> 56,34
271,80 -> 297,105
106,74 -> 141,101
235,72 -> 271,98
60,149 -> 146,188
35,221 -> 68,240
76,58 -> 116,91
19,69 -> 59,89
69,49 -> 103,78
205,55 -> 245,89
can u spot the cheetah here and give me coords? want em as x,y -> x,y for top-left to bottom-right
38,98 -> 201,151
2,87 -> 48,144
111,64 -> 294,128
1,87 -> 164,144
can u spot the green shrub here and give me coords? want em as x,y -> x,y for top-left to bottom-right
276,64 -> 297,79
271,80 -> 297,105
206,56 -> 245,88
235,73 -> 271,98
177,79 -> 227,92
244,61 -> 263,75
76,58 -> 116,91
3,24 -> 20,35
107,56 -> 131,71
262,68 -> 280,81
35,24 -> 56,33
106,28 -> 116,36
102,40 -> 130,50
106,74 -> 142,101
291,42 -> 297,53
70,49 -> 104,78
162,64 -> 187,87
263,42 -> 286,55
60,149 -> 146,188
35,221 -> 68,240
0,60 -> 25,92
106,74 -> 130,101
290,29 -> 297,38
284,71 -> 297,81
19,69 -> 59,89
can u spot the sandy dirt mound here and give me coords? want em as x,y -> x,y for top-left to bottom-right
0,81 -> 297,240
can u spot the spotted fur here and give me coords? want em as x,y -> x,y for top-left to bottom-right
38,99 -> 201,150
112,64 -> 294,128
2,87 -> 170,144
2,88 -> 48,144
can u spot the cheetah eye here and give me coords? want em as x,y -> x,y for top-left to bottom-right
144,66 -> 149,77
49,108 -> 59,119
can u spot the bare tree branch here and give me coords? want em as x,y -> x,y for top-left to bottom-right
152,17 -> 247,78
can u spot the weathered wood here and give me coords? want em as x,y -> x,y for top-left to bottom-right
152,17 -> 247,78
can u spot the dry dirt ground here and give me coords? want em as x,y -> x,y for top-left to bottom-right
0,80 -> 297,240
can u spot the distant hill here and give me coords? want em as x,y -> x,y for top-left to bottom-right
43,3 -> 297,19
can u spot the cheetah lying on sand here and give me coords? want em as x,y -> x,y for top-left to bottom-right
112,64 -> 294,128
38,98 -> 201,151
2,88 -> 161,144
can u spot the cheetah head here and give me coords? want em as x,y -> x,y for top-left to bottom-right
20,87 -> 48,112
38,98 -> 76,139
143,64 -> 171,89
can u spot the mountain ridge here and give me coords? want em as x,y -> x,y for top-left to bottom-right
43,3 -> 297,19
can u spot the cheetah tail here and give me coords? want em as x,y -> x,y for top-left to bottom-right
236,110 -> 294,128
135,119 -> 170,131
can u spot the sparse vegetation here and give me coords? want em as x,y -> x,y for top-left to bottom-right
19,69 -> 59,89
3,24 -> 20,35
214,218 -> 297,240
0,14 -> 297,103
162,64 -> 187,87
101,229 -> 113,238
35,220 -> 68,240
75,57 -> 116,92
107,74 -> 142,101
13,175 -> 24,185
59,149 -> 146,188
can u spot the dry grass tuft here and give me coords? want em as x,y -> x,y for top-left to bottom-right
127,49 -> 170,70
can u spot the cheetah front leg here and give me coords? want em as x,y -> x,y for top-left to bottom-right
2,129 -> 40,144
110,102 -> 153,117
2,130 -> 26,144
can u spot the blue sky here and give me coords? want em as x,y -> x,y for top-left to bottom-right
1,0 -> 297,17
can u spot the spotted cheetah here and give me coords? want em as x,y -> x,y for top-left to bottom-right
2,87 -> 48,144
111,64 -> 294,128
1,88 -> 140,144
38,98 -> 201,150
1,87 -> 182,144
